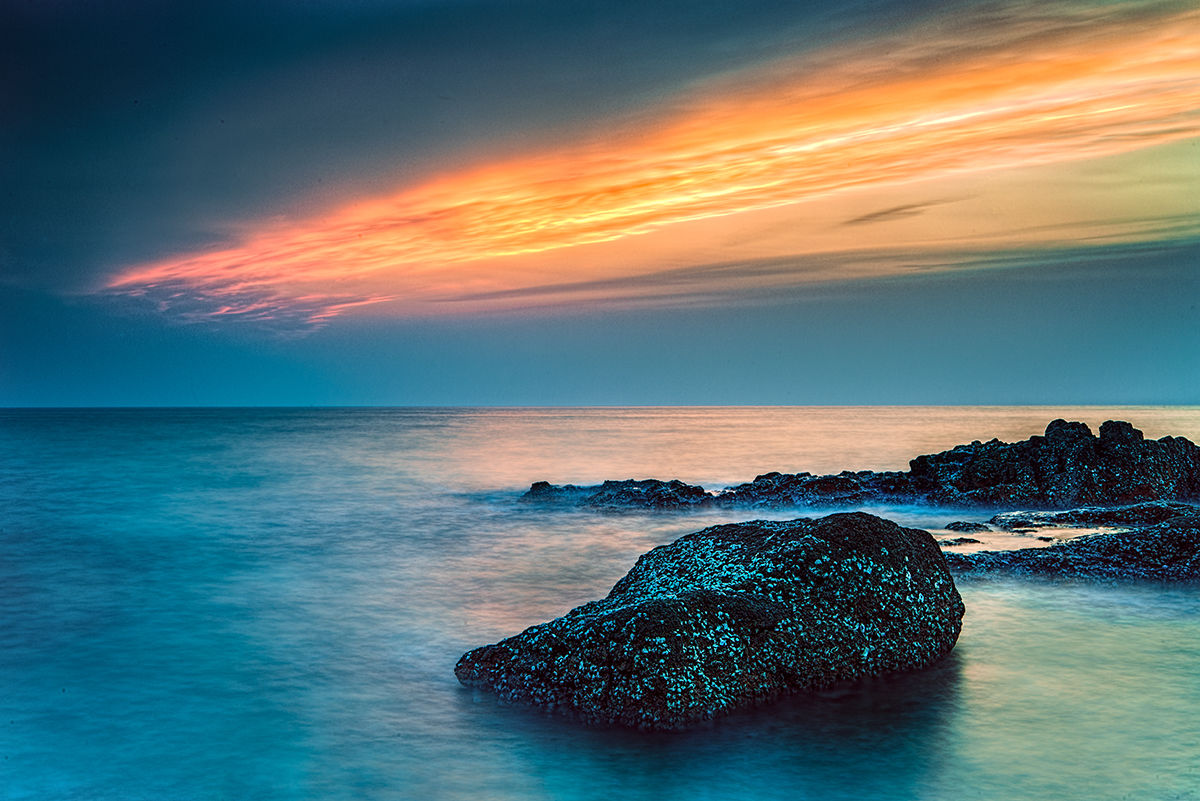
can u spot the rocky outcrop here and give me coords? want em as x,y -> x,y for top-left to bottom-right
945,507 -> 1200,580
907,420 -> 1200,507
456,513 -> 964,730
521,421 -> 1200,511
717,469 -> 914,508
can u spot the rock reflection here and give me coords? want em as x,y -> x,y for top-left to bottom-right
453,652 -> 962,801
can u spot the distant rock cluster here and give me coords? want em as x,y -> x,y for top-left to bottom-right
521,420 -> 1200,510
461,422 -> 1200,730
456,513 -> 964,730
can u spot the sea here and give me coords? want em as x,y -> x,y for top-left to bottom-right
2,406 -> 1198,801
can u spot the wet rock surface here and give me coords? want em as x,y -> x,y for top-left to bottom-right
521,421 -> 1200,511
945,521 -> 991,532
585,478 -> 712,509
989,501 -> 1199,530
523,478 -> 712,509
938,537 -> 982,547
945,507 -> 1200,581
907,420 -> 1200,508
718,469 -> 914,508
456,513 -> 964,730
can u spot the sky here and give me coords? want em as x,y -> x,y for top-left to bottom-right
1,0 -> 1197,405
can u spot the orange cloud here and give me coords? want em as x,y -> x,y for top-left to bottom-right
105,1 -> 1200,327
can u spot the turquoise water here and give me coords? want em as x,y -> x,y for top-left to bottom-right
2,407 -> 1198,800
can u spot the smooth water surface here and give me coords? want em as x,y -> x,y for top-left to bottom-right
2,407 -> 1198,800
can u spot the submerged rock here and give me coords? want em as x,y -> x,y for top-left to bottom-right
945,521 -> 991,533
584,479 -> 712,509
456,512 -> 964,730
522,478 -> 711,509
938,537 -> 982,547
989,501 -> 1199,530
945,507 -> 1200,581
522,480 -> 595,504
521,421 -> 1200,511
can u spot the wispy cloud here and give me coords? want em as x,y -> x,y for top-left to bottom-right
842,201 -> 955,226
102,0 -> 1200,330
434,235 -> 1200,313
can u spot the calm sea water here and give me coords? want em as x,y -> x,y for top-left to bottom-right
2,406 -> 1198,801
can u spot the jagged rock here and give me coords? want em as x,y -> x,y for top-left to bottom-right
945,508 -> 1200,580
938,537 -> 981,546
521,421 -> 1200,511
456,513 -> 964,730
908,420 -> 1200,507
584,479 -> 712,509
990,501 -> 1199,530
945,521 -> 991,532
522,480 -> 595,504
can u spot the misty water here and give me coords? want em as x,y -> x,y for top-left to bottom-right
2,407 -> 1199,800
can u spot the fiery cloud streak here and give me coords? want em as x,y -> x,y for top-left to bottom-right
106,2 -> 1200,327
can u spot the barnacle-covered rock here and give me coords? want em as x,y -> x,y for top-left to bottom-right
455,512 -> 964,730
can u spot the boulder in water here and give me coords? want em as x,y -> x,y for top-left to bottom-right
456,512 -> 964,730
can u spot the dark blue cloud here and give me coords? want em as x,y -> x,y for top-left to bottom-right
2,0 -> 938,292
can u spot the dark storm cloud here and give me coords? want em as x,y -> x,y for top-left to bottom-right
1,0 -> 939,293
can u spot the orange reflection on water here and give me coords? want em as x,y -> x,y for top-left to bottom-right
106,4 -> 1200,325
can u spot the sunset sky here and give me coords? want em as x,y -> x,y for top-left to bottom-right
2,0 -> 1197,405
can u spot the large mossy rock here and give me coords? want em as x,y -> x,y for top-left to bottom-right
456,512 -> 964,730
